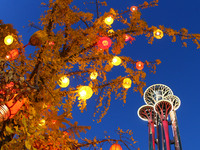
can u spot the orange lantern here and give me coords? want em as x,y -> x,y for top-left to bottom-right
130,6 -> 138,12
5,49 -> 19,61
97,37 -> 112,50
104,16 -> 114,26
110,143 -> 122,150
0,94 -> 26,122
136,61 -> 144,70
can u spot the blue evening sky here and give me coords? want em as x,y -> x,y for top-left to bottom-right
0,0 -> 200,149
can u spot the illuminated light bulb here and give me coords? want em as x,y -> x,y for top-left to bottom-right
136,61 -> 144,70
78,86 -> 93,100
153,29 -> 164,39
112,56 -> 122,66
104,16 -> 114,26
58,75 -> 70,88
109,143 -> 122,150
4,35 -> 14,45
130,6 -> 138,12
90,71 -> 98,80
97,37 -> 112,50
122,78 -> 132,89
39,119 -> 46,126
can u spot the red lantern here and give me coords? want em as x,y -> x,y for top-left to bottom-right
136,61 -> 144,70
0,94 -> 26,121
5,49 -> 19,61
97,37 -> 112,50
130,6 -> 138,12
110,143 -> 122,150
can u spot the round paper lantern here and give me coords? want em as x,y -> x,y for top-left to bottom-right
90,71 -> 98,80
122,78 -> 132,89
4,35 -> 14,45
108,29 -> 115,36
29,30 -> 48,46
39,119 -> 46,126
123,34 -> 131,42
104,16 -> 114,26
112,56 -> 122,66
153,29 -> 164,39
130,6 -> 138,12
5,49 -> 19,61
78,86 -> 93,100
97,37 -> 112,50
136,61 -> 144,70
110,143 -> 122,150
58,75 -> 70,88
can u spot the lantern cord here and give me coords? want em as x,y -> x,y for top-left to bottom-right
23,42 -> 30,49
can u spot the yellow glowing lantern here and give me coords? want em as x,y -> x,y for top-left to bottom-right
90,71 -> 98,80
104,16 -> 114,26
58,75 -> 70,88
4,35 -> 14,45
122,78 -> 132,89
78,86 -> 93,100
153,29 -> 164,39
39,119 -> 46,126
108,29 -> 115,36
112,56 -> 122,66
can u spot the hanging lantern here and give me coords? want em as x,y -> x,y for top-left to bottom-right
112,56 -> 122,66
0,95 -> 26,122
104,16 -> 114,26
58,75 -> 70,88
90,71 -> 98,80
97,37 -> 112,50
110,143 -> 122,150
78,86 -> 93,100
39,119 -> 46,126
4,35 -> 14,45
108,29 -> 115,36
123,34 -> 131,42
153,29 -> 164,39
122,78 -> 132,89
130,6 -> 138,12
136,61 -> 144,70
29,30 -> 48,46
5,49 -> 19,61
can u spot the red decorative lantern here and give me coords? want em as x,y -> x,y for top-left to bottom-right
5,49 -> 19,61
130,6 -> 138,12
136,61 -> 144,70
110,143 -> 122,150
97,37 -> 112,50
0,94 -> 26,121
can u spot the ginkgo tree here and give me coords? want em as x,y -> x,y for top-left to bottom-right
0,0 -> 199,149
